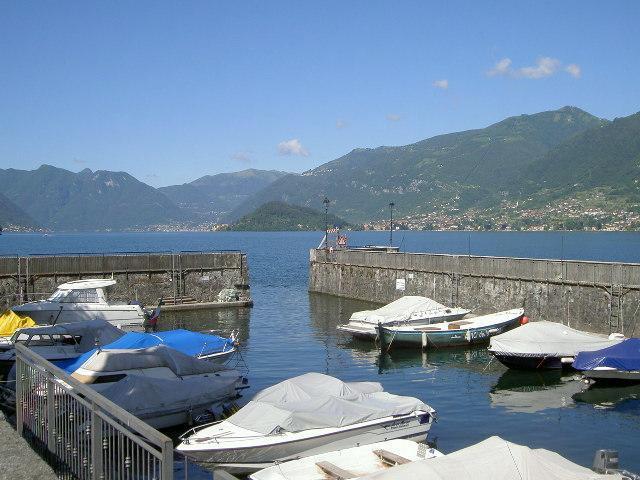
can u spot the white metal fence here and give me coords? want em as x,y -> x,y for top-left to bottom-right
15,343 -> 174,479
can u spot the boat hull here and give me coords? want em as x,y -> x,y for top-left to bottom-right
338,310 -> 470,339
179,413 -> 433,474
379,316 -> 521,350
582,369 -> 640,384
491,353 -> 573,370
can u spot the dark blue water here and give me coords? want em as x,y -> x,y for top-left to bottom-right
2,231 -> 640,473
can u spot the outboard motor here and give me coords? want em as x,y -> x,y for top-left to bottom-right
593,450 -> 619,474
593,450 -> 640,479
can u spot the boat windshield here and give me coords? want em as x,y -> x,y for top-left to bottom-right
48,288 -> 101,303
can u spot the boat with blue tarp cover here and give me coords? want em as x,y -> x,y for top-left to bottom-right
573,338 -> 640,384
57,329 -> 237,373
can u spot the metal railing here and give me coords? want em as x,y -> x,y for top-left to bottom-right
15,343 -> 174,479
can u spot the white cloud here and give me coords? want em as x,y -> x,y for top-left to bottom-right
433,79 -> 449,89
231,151 -> 252,163
73,158 -> 87,165
487,57 -> 580,80
516,57 -> 560,79
278,139 -> 309,157
336,119 -> 347,129
565,63 -> 582,78
386,113 -> 401,122
487,58 -> 512,76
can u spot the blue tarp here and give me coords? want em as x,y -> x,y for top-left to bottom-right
57,329 -> 234,373
573,338 -> 640,372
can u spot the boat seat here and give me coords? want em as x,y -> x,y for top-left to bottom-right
374,449 -> 412,465
315,461 -> 357,479
414,326 -> 441,331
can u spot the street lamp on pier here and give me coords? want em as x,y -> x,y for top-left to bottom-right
389,202 -> 395,246
323,196 -> 330,249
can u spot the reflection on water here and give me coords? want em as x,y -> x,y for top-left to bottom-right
490,369 -> 583,413
159,307 -> 252,343
574,384 -> 640,414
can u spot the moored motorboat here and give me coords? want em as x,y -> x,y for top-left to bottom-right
337,296 -> 469,339
0,319 -> 125,376
176,373 -> 435,474
68,344 -> 243,392
377,308 -> 524,350
488,321 -> 624,370
97,372 -> 245,429
249,439 -> 443,480
57,328 -> 238,373
11,278 -> 146,329
573,338 -> 640,384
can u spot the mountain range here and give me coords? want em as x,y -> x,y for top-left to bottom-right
158,169 -> 288,222
1,106 -> 639,231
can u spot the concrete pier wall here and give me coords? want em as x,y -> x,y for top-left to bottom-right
309,249 -> 640,335
0,251 -> 250,310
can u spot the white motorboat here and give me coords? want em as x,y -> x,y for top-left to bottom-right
11,279 -> 146,329
69,344 -> 243,392
177,373 -> 435,474
337,296 -> 470,339
250,439 -> 442,480
0,319 -> 124,375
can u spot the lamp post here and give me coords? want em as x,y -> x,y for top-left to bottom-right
323,196 -> 330,249
389,202 -> 395,246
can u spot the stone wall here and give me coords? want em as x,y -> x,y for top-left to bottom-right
309,249 -> 640,335
0,252 -> 250,310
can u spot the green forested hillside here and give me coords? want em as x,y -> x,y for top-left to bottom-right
229,107 -> 606,222
230,201 -> 351,231
524,112 -> 640,202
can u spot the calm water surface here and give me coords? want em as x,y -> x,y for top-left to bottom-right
2,231 -> 640,473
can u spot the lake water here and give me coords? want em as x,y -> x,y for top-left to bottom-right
2,230 -> 640,474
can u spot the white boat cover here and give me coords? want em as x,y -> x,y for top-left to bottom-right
74,345 -> 228,376
227,373 -> 433,435
99,370 -> 242,418
358,436 -> 623,480
349,296 -> 452,325
14,319 -> 125,352
488,321 -> 622,357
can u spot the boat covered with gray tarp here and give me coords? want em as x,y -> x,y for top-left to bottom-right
489,320 -> 623,370
177,372 -> 435,473
355,436 -> 624,480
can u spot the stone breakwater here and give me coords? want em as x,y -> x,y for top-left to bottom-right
309,248 -> 640,335
0,251 -> 250,310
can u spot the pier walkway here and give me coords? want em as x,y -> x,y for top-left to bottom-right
0,411 -> 56,480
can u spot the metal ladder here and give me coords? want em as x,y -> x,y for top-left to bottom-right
609,284 -> 623,333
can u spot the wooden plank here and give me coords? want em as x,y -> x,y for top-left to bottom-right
374,449 -> 412,465
315,461 -> 357,479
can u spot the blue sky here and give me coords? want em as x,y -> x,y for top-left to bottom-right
1,1 -> 639,187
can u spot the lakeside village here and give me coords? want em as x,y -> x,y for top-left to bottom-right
116,200 -> 640,233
